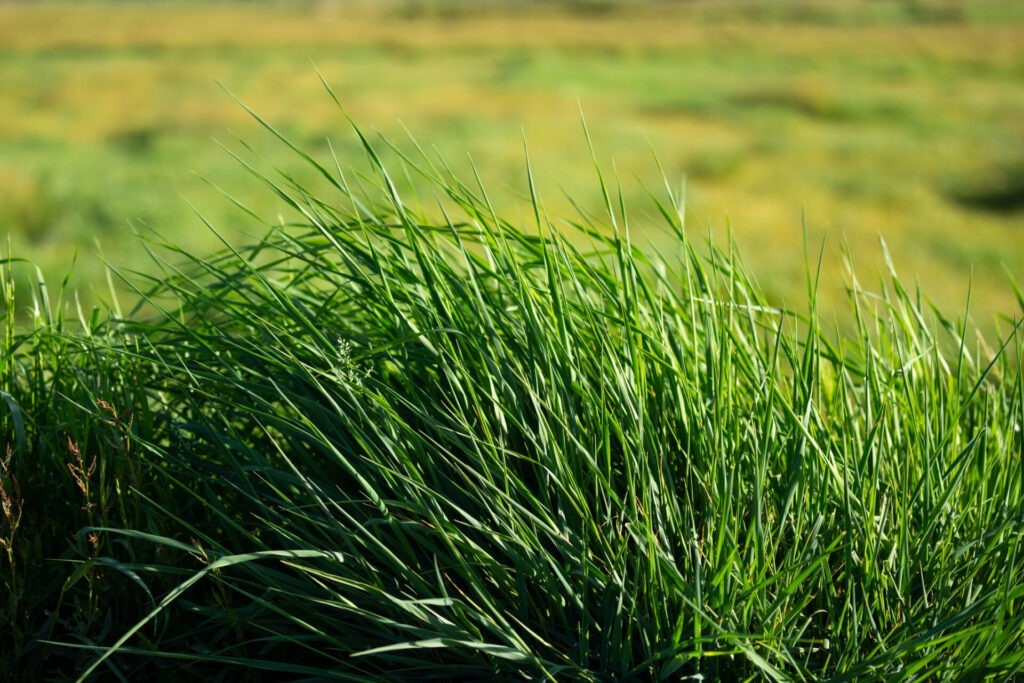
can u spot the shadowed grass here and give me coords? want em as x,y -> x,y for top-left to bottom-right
2,100 -> 1023,680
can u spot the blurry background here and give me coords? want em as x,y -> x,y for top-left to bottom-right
1,0 -> 1022,333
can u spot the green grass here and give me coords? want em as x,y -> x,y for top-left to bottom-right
2,90 -> 1023,680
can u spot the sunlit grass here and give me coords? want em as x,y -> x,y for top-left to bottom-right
2,86 -> 1023,679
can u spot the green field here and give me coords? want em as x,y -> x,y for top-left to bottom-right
3,3 -> 1024,679
1,1 -> 1023,332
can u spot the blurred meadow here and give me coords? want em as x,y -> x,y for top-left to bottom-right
1,0 -> 1023,332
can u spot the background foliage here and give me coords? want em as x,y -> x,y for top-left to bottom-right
0,0 -> 1022,331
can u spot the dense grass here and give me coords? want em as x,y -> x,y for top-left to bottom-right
2,94 -> 1024,680
2,0 -> 1024,329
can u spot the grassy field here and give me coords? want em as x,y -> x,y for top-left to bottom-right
1,0 -> 1023,333
2,3 -> 1024,678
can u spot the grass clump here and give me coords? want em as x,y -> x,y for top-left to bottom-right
2,101 -> 1024,681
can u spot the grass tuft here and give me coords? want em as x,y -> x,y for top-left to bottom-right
2,101 -> 1023,681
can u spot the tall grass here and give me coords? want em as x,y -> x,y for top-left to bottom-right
2,99 -> 1023,680
0,252 -> 168,680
